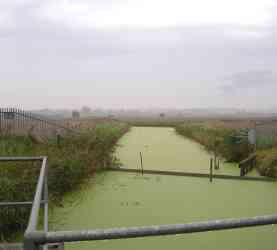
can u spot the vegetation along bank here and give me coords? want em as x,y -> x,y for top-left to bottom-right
175,121 -> 277,178
0,120 -> 129,240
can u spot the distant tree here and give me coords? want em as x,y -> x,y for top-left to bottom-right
159,113 -> 165,119
81,106 -> 91,114
72,110 -> 80,119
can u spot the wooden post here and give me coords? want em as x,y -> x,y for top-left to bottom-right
210,158 -> 213,182
140,152 -> 144,175
214,153 -> 220,170
214,153 -> 216,169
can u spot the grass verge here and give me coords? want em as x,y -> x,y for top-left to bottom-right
175,122 -> 277,178
175,122 -> 250,162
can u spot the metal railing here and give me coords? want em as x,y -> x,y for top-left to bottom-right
1,156 -> 277,250
0,108 -> 76,136
0,156 -> 49,250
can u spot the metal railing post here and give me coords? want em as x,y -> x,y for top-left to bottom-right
43,163 -> 49,250
24,236 -> 39,250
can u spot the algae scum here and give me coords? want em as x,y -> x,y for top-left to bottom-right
51,127 -> 277,250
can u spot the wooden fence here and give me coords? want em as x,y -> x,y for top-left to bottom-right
0,108 -> 75,137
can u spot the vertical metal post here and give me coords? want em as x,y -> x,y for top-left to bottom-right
14,108 -> 17,132
43,163 -> 48,250
3,108 -> 5,133
6,108 -> 9,132
210,158 -> 213,182
13,108 -> 17,133
19,109 -> 23,131
5,108 -> 7,132
8,108 -> 11,134
23,238 -> 39,250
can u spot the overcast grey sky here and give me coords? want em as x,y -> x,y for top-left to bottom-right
0,0 -> 277,110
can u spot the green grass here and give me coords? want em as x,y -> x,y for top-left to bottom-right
0,121 -> 129,240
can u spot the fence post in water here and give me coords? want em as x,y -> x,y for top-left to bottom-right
214,153 -> 216,169
217,159 -> 220,169
210,158 -> 213,182
239,163 -> 243,176
214,153 -> 220,170
140,152 -> 144,175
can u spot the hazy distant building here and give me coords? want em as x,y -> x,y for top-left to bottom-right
72,110 -> 80,119
81,106 -> 92,114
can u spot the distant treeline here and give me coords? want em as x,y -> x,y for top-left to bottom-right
125,118 -> 185,127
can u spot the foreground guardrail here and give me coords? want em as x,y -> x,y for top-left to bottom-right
1,156 -> 277,250
0,156 -> 49,250
26,214 -> 277,245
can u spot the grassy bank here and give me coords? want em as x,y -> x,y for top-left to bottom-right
0,121 -> 129,240
175,122 -> 250,162
175,122 -> 277,178
256,148 -> 277,177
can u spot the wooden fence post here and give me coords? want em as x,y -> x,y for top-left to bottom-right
210,158 -> 213,182
140,152 -> 144,175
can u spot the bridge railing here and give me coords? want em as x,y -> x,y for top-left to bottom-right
1,157 -> 277,250
0,156 -> 49,250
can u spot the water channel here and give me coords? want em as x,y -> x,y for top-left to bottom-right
51,127 -> 277,250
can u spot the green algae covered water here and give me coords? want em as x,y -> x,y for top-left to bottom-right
116,126 -> 240,174
51,127 -> 277,250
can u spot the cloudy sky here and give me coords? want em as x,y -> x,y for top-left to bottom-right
0,0 -> 277,110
